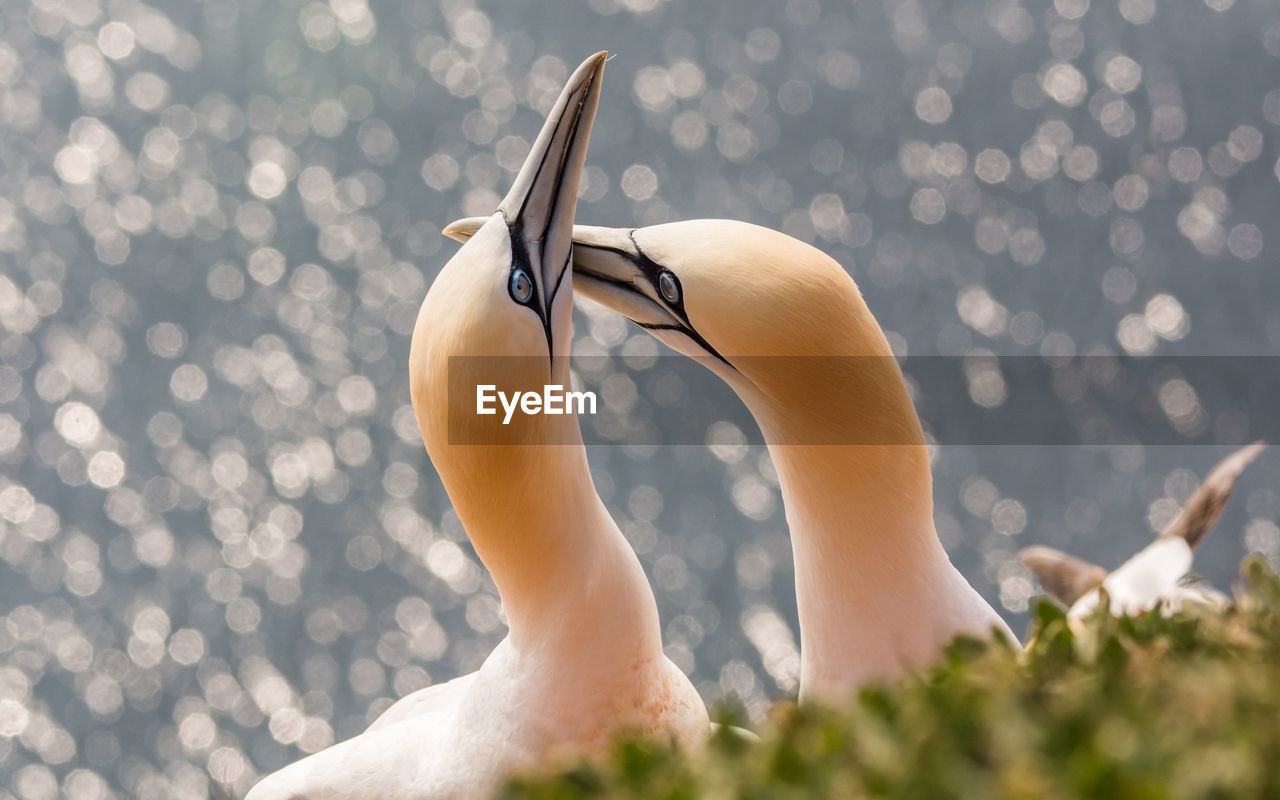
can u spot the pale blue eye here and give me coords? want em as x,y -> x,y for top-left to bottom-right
510,268 -> 533,303
658,270 -> 680,304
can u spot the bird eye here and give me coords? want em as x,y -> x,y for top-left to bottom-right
658,270 -> 680,304
510,268 -> 534,304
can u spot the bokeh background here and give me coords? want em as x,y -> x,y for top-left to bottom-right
2,0 -> 1280,796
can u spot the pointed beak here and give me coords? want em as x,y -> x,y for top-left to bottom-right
498,51 -> 607,317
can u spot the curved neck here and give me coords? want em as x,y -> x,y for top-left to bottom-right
767,440 -> 952,695
748,357 -> 998,699
435,434 -> 664,662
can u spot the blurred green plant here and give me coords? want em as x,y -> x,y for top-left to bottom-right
500,558 -> 1280,800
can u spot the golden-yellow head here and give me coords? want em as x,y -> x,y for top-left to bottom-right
442,217 -> 907,443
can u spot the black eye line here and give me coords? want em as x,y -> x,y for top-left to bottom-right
573,233 -> 735,371
625,233 -> 737,369
626,231 -> 692,325
503,212 -> 554,363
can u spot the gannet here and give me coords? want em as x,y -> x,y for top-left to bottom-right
1021,441 -> 1266,621
247,53 -> 707,800
444,218 -> 1017,701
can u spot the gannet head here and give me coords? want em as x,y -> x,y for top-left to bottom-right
442,218 -> 909,440
412,52 -> 605,463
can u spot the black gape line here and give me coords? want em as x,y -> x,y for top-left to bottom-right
574,234 -> 736,371
504,215 -> 558,366
635,321 -> 734,371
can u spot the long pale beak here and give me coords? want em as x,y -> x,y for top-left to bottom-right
497,51 -> 607,321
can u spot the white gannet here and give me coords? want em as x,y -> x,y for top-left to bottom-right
1021,441 -> 1266,621
247,53 -> 707,800
444,218 -> 1016,702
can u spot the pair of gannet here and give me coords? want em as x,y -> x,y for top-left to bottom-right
251,46 -> 1265,797
1021,442 -> 1265,623
248,52 -> 707,800
443,217 -> 1017,699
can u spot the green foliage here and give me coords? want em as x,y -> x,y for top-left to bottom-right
500,559 -> 1280,800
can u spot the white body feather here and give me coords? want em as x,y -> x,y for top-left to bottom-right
1068,536 -> 1194,619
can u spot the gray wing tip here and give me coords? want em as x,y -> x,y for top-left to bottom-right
1019,545 -> 1108,606
1159,441 -> 1268,549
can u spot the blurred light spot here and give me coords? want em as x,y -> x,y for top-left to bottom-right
914,86 -> 952,124
1043,63 -> 1087,106
620,164 -> 659,201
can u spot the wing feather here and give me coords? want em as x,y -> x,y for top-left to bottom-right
1159,441 -> 1266,549
1018,545 -> 1107,606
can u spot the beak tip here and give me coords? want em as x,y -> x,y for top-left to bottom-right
498,50 -> 608,219
574,51 -> 609,96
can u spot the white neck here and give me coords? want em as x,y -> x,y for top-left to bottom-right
751,388 -> 1012,701
447,440 -> 664,666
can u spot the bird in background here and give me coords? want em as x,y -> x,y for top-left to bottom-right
1019,441 -> 1266,622
445,217 -> 1018,702
247,52 -> 708,800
